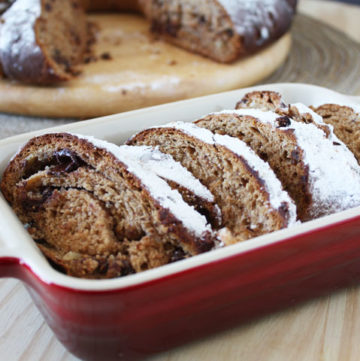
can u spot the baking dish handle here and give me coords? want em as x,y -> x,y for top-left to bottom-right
0,223 -> 24,278
0,197 -> 26,279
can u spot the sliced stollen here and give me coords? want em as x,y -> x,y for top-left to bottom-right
236,90 -> 358,162
127,121 -> 297,245
195,107 -> 360,221
312,103 -> 360,164
1,133 -> 216,278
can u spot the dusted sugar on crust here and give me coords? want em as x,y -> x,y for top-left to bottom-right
127,121 -> 297,245
0,0 -> 87,84
196,107 -> 360,220
120,144 -> 222,228
312,103 -> 360,165
0,0 -> 297,84
0,133 -> 216,278
146,0 -> 297,63
236,89 -> 358,157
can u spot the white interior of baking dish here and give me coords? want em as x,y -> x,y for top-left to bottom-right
0,83 -> 359,291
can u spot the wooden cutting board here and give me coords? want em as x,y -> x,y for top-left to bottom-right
0,13 -> 291,119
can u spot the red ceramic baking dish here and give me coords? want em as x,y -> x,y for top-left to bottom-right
1,83 -> 360,361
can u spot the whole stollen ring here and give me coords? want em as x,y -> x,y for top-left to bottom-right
1,13 -> 360,134
263,14 -> 360,95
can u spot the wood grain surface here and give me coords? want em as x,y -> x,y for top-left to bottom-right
2,1 -> 360,360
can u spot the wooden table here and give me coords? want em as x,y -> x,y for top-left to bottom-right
2,1 -> 360,360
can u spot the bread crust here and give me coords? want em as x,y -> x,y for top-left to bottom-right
229,90 -> 360,220
312,103 -> 360,165
0,0 -> 87,84
1,133 -> 215,278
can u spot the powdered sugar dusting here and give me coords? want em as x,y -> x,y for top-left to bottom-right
214,133 -> 297,224
71,134 -> 212,238
0,0 -> 41,73
118,145 -> 215,202
219,0 -> 276,37
226,108 -> 360,217
291,103 -> 324,124
291,121 -> 360,216
216,109 -> 279,123
152,121 -> 216,145
155,121 -> 296,224
290,103 -> 358,159
219,0 -> 294,45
